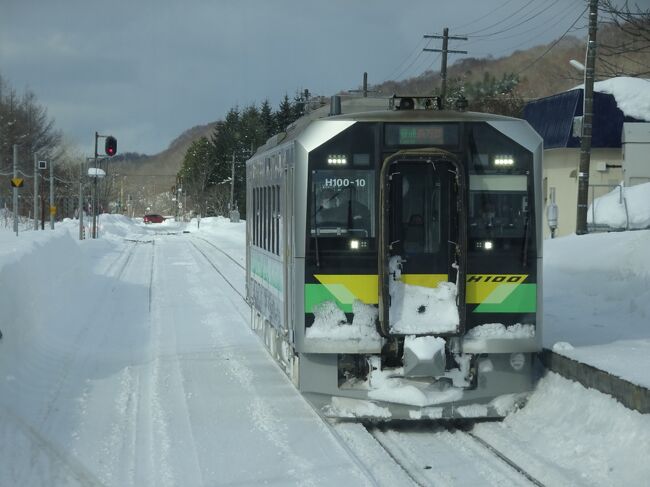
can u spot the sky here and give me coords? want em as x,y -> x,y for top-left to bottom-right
0,0 -> 632,156
1,197 -> 649,484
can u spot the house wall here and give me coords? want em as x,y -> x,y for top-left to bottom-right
542,148 -> 623,238
622,123 -> 650,187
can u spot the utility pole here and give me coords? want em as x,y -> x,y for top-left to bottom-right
33,154 -> 39,230
40,163 -> 45,230
49,158 -> 54,229
576,0 -> 599,235
424,28 -> 467,109
13,145 -> 18,235
349,72 -> 378,98
230,151 -> 235,212
92,131 -> 98,239
79,159 -> 84,240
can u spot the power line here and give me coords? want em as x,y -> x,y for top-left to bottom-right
451,0 -> 517,31
515,5 -> 589,76
385,38 -> 432,81
464,0 -> 538,36
463,1 -> 582,48
467,2 -> 587,57
468,0 -> 563,39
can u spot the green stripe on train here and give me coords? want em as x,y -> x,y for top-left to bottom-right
305,284 -> 353,313
473,284 -> 537,313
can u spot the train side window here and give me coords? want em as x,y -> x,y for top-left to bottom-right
266,185 -> 270,252
262,187 -> 267,250
253,188 -> 257,247
275,185 -> 280,255
257,187 -> 261,248
269,186 -> 273,252
272,185 -> 277,254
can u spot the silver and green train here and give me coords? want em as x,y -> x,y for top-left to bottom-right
245,96 -> 542,420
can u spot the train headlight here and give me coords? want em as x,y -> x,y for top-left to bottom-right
494,155 -> 514,166
349,239 -> 360,250
475,240 -> 493,250
327,154 -> 348,165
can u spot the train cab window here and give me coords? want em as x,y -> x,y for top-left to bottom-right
469,174 -> 529,241
311,169 -> 375,238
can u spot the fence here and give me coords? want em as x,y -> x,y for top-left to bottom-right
587,183 -> 630,233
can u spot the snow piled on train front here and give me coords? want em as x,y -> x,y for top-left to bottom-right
388,256 -> 459,334
307,300 -> 381,347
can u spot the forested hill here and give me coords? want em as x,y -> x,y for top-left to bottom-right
110,121 -> 219,179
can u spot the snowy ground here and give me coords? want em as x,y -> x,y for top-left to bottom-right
0,213 -> 649,485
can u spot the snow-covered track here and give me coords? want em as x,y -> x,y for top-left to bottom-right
183,235 -> 550,485
188,239 -> 247,303
359,422 -> 547,487
463,430 -> 545,486
190,235 -> 245,271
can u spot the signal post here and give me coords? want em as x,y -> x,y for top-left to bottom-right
90,132 -> 117,238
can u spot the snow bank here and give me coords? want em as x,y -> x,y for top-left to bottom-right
588,182 -> 650,229
475,372 -> 650,486
544,229 -> 650,387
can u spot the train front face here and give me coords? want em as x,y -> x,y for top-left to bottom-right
299,114 -> 541,420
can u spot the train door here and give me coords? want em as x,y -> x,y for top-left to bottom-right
378,149 -> 466,336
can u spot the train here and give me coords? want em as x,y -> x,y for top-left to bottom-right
245,95 -> 542,420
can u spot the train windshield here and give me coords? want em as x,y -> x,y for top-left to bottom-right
466,123 -> 535,253
469,174 -> 529,239
311,170 -> 375,238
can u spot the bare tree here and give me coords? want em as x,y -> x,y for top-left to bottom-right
599,1 -> 650,77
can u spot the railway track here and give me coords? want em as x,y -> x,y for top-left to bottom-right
362,422 -> 547,487
188,238 -> 247,303
183,233 -> 555,487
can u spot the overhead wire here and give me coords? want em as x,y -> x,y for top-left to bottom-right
463,0 -> 538,36
468,2 -> 587,57
382,37 -> 430,81
514,5 -> 589,76
450,0 -> 517,31
468,0 -> 563,39
463,1 -> 580,48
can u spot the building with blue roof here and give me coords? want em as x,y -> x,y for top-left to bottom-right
523,77 -> 650,237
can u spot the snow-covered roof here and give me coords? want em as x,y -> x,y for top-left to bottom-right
524,77 -> 650,149
575,76 -> 650,122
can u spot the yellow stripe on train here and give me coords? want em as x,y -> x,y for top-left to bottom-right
465,274 -> 528,304
312,273 -> 529,306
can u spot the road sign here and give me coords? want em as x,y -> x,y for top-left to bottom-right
11,178 -> 24,187
38,160 -> 47,170
50,206 -> 57,215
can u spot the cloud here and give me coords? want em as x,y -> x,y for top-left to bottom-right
1,0 -> 594,154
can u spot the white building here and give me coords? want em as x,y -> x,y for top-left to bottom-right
523,77 -> 650,238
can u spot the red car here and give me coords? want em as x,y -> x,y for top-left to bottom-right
143,214 -> 164,224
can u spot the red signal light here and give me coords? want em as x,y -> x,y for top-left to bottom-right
105,136 -> 117,156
